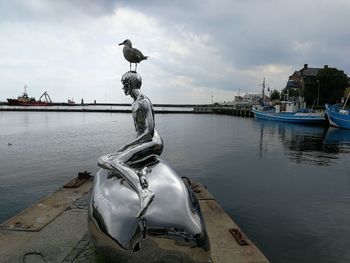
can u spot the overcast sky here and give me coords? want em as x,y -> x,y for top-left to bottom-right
1,0 -> 349,104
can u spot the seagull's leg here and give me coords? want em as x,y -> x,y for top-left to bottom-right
135,63 -> 138,72
129,63 -> 131,71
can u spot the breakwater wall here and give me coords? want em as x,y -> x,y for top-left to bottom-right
0,105 -> 208,114
212,107 -> 254,118
0,103 -> 255,117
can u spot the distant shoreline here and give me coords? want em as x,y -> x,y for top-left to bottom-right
0,102 -> 212,108
0,101 -> 218,114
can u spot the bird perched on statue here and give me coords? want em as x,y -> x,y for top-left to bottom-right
119,39 -> 148,72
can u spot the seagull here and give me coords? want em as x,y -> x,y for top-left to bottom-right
8,143 -> 12,146
119,39 -> 148,72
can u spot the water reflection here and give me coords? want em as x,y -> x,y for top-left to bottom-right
256,120 -> 349,166
324,128 -> 350,146
1,113 -> 350,263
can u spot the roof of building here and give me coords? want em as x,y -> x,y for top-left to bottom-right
301,68 -> 320,77
289,65 -> 321,79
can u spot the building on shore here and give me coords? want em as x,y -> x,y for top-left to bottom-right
234,93 -> 270,107
235,93 -> 262,104
287,63 -> 350,91
286,64 -> 330,90
286,64 -> 350,105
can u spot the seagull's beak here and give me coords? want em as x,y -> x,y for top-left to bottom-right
118,42 -> 124,46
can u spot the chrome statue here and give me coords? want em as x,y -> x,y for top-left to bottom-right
88,70 -> 210,262
98,72 -> 161,218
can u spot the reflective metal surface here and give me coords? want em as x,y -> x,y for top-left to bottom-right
98,71 -> 163,218
90,71 -> 210,262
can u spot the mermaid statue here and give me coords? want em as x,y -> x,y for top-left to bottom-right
88,47 -> 210,263
98,72 -> 162,218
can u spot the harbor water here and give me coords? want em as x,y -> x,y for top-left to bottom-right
1,111 -> 350,263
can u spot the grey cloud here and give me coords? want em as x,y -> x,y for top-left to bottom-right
1,0 -> 349,103
0,0 -> 119,23
125,0 -> 350,72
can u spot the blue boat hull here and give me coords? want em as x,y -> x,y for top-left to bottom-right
325,104 -> 350,129
252,108 -> 326,124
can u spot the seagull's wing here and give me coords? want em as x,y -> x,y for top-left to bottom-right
131,48 -> 147,61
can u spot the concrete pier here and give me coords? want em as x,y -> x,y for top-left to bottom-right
0,104 -> 256,117
0,180 -> 92,263
0,177 -> 269,263
0,104 -> 211,114
212,107 -> 254,118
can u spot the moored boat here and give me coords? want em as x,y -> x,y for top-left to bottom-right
7,85 -> 52,106
252,97 -> 326,125
325,104 -> 350,129
325,92 -> 350,129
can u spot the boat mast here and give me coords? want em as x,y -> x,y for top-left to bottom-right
261,77 -> 265,105
342,91 -> 350,110
22,84 -> 29,99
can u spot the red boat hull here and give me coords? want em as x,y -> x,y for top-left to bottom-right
7,99 -> 52,106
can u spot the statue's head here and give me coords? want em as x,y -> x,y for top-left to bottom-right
121,71 -> 142,96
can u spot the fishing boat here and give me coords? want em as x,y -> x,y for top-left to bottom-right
252,78 -> 326,124
252,101 -> 326,124
325,93 -> 350,129
67,98 -> 75,105
7,85 -> 52,106
325,104 -> 350,129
